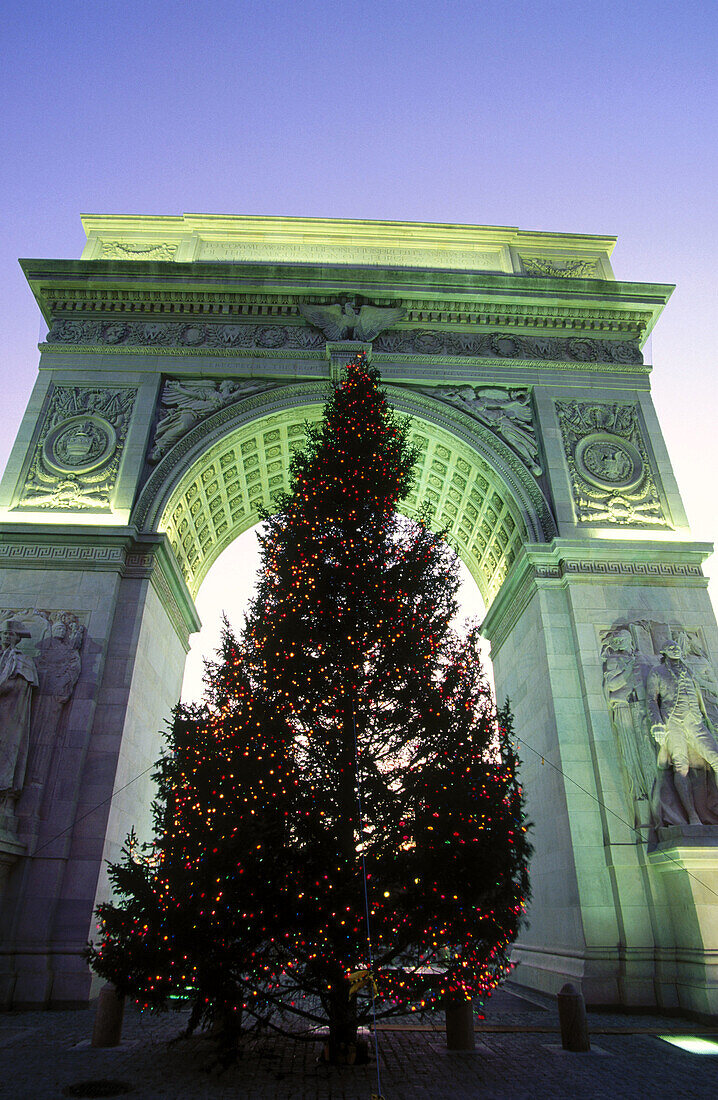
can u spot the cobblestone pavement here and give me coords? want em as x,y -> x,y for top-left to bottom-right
1,987 -> 717,1099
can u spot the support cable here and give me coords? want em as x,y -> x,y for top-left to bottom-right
23,723 -> 718,953
352,709 -> 384,1100
513,734 -> 718,900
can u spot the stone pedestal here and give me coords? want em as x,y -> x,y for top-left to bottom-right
648,829 -> 718,1017
91,982 -> 125,1047
557,982 -> 590,1050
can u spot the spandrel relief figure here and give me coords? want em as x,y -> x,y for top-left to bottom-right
601,626 -> 657,820
647,638 -> 718,827
149,379 -> 274,462
150,380 -> 242,461
416,385 -> 542,475
0,619 -> 39,814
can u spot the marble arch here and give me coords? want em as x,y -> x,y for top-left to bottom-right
135,384 -> 553,606
2,215 -> 718,1021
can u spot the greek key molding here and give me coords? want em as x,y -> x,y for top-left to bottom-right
0,543 -> 126,566
558,560 -> 704,579
0,539 -> 195,647
483,547 -> 709,657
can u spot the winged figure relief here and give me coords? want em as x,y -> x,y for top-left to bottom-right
299,300 -> 406,342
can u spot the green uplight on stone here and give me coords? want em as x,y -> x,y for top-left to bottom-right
658,1036 -> 718,1055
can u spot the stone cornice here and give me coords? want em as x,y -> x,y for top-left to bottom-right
29,283 -> 654,332
21,259 -> 672,342
481,539 -> 713,657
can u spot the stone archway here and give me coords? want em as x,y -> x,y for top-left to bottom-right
134,385 -> 551,610
2,214 -> 717,1019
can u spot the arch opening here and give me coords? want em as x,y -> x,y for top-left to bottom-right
180,520 -> 489,703
156,404 -> 532,611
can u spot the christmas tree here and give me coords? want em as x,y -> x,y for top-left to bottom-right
88,638 -> 297,1051
89,357 -> 531,1062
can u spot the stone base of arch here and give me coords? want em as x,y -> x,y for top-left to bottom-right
482,538 -> 718,1019
0,525 -> 199,1008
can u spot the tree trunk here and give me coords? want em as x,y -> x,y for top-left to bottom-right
326,980 -> 358,1063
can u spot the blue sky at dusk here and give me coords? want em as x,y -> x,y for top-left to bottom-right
2,0 -> 717,693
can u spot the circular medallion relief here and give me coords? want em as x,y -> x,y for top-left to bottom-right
575,433 -> 643,491
43,415 -> 117,474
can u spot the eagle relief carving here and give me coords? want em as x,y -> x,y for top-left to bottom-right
298,300 -> 406,342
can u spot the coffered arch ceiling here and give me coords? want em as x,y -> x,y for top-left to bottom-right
146,387 -> 552,609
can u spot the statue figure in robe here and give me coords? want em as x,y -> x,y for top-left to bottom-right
0,618 -> 39,811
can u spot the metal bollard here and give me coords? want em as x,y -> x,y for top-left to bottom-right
445,996 -> 475,1050
91,982 -> 125,1047
557,982 -> 590,1051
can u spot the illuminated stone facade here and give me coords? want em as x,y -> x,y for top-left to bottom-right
1,215 -> 717,1018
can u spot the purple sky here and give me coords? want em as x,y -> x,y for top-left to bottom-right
2,0 -> 717,682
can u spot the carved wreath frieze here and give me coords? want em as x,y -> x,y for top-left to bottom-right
44,317 -> 643,366
148,378 -> 283,463
100,240 -> 179,261
556,401 -> 668,528
15,386 -> 136,511
374,331 -> 641,364
410,385 -> 542,476
46,319 -> 326,351
519,256 -> 599,278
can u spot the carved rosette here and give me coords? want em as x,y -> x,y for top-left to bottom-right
15,386 -> 136,511
556,401 -> 668,527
